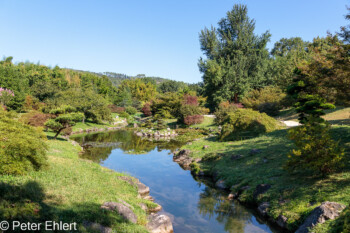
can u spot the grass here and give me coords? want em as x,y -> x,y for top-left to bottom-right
192,116 -> 215,129
181,124 -> 350,232
0,132 -> 156,232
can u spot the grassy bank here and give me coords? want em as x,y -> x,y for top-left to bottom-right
181,120 -> 350,231
0,132 -> 155,232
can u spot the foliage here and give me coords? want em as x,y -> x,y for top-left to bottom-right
157,80 -> 188,93
269,37 -> 309,88
118,111 -> 130,119
116,79 -> 157,103
125,106 -> 137,115
108,104 -> 122,113
141,103 -> 152,116
0,110 -> 47,175
338,6 -> 350,44
242,86 -> 287,116
0,87 -> 15,107
219,108 -> 282,141
198,4 -> 272,109
190,162 -> 201,175
285,118 -> 344,176
151,93 -> 182,119
45,106 -> 84,139
288,67 -> 336,123
184,115 -> 204,125
214,101 -> 238,125
20,111 -> 53,127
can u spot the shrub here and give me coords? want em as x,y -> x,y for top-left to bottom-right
184,115 -> 204,125
214,101 -> 238,125
118,111 -> 130,119
115,106 -> 126,113
285,118 -> 344,175
108,104 -> 122,113
219,108 -> 282,141
20,111 -> 53,127
125,106 -> 137,115
190,162 -> 200,175
242,86 -> 286,116
184,95 -> 198,106
142,103 -> 152,116
178,104 -> 204,124
0,110 -> 47,175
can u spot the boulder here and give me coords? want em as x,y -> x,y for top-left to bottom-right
215,180 -> 228,190
148,203 -> 162,213
295,201 -> 346,233
118,176 -> 137,187
83,222 -> 112,233
203,145 -> 210,149
257,202 -> 270,217
147,214 -> 173,233
227,193 -> 235,200
276,215 -> 288,229
101,202 -> 137,223
139,203 -> 148,212
137,182 -> 150,196
173,150 -> 193,169
253,184 -> 271,199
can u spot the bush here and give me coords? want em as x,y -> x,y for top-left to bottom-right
118,111 -> 130,119
178,104 -> 204,124
108,104 -> 122,113
184,115 -> 204,125
219,108 -> 282,141
0,110 -> 47,175
285,118 -> 344,175
20,111 -> 53,127
242,86 -> 286,116
214,101 -> 238,125
125,106 -> 137,115
142,103 -> 152,116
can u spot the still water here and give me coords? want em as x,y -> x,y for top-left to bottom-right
72,130 -> 280,233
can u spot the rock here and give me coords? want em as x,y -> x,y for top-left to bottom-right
136,132 -> 143,137
257,202 -> 270,217
215,180 -> 228,190
83,222 -> 112,233
263,157 -> 268,163
227,193 -> 235,200
147,214 -> 173,233
253,184 -> 271,199
134,123 -> 138,128
250,149 -> 262,155
143,195 -> 155,201
118,176 -> 136,187
173,150 -> 193,169
167,128 -> 171,131
203,145 -> 210,149
230,155 -> 242,160
139,203 -> 148,212
187,142 -> 192,145
148,203 -> 162,213
137,182 -> 150,196
276,215 -> 288,229
295,201 -> 346,233
101,202 -> 137,223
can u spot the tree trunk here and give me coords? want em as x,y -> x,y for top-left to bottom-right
53,128 -> 64,140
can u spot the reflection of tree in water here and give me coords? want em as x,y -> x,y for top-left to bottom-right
72,130 -> 184,162
197,186 -> 251,233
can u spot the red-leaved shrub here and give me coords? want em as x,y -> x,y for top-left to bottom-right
108,105 -> 125,113
20,111 -> 54,127
142,103 -> 152,116
184,115 -> 204,125
184,95 -> 198,106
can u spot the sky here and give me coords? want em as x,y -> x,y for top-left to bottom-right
0,0 -> 348,83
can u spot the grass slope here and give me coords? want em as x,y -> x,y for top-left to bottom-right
182,123 -> 350,232
0,132 -> 155,232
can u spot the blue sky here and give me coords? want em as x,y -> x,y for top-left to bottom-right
0,0 -> 348,83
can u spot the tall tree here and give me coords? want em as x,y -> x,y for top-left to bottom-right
339,6 -> 350,43
198,4 -> 271,109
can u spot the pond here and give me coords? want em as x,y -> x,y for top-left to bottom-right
72,130 -> 281,233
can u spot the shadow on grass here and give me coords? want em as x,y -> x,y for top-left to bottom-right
46,135 -> 67,141
0,181 -> 131,232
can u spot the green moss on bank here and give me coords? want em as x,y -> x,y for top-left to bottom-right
0,132 -> 153,232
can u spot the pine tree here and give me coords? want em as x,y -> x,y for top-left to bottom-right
198,4 -> 271,109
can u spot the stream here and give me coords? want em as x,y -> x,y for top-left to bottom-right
72,130 -> 281,233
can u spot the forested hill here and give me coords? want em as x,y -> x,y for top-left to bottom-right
68,69 -> 172,87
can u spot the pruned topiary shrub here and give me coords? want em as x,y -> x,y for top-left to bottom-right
0,110 -> 47,175
125,106 -> 137,115
219,108 -> 283,141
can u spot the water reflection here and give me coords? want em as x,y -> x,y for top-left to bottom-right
72,130 -> 280,233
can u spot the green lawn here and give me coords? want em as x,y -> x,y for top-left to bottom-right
182,124 -> 350,232
0,132 -> 155,232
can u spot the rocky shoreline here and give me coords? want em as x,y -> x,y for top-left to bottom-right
84,175 -> 173,233
172,149 -> 346,233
